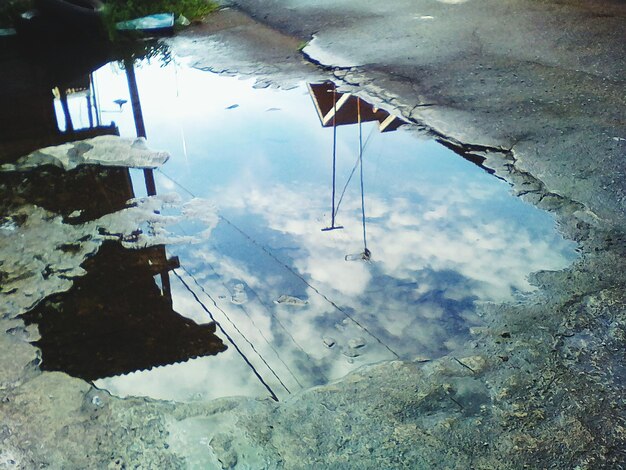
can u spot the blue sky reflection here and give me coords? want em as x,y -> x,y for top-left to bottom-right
86,58 -> 577,402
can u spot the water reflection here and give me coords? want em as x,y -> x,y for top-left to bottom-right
0,165 -> 132,224
21,241 -> 226,381
0,41 -> 117,162
1,51 -> 578,403
0,46 -> 229,392
82,58 -> 576,402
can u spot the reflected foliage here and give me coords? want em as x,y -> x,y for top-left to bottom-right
113,39 -> 174,67
0,0 -> 32,27
103,0 -> 219,25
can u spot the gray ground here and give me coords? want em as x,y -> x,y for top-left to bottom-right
1,1 -> 625,469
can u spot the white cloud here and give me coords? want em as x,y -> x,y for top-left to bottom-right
91,63 -> 577,402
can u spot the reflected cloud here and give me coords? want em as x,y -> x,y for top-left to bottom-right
81,60 -> 577,403
226,179 -> 573,303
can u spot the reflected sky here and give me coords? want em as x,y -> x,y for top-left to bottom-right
63,57 -> 580,402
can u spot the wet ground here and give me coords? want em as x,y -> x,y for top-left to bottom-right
1,3 -> 625,469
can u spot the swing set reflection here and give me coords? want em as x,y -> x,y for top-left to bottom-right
308,81 -> 406,261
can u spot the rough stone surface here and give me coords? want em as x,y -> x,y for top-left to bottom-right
167,7 -> 326,89
0,196 -> 217,320
1,136 -> 170,171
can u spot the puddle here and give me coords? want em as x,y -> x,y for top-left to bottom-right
1,51 -> 578,403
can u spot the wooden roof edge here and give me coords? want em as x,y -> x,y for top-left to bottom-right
307,82 -> 331,127
95,346 -> 228,380
321,92 -> 352,126
379,114 -> 406,132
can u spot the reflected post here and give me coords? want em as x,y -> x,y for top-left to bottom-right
124,58 -> 175,300
321,84 -> 343,232
58,87 -> 74,133
124,58 -> 157,196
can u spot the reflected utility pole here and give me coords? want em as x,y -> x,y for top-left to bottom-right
89,73 -> 101,127
322,84 -> 343,232
58,88 -> 74,133
124,58 -> 174,301
124,58 -> 157,196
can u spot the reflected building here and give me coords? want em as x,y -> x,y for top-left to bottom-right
2,47 -> 228,382
0,42 -> 118,163
21,241 -> 226,381
6,156 -> 229,381
308,81 -> 494,173
5,158 -> 229,381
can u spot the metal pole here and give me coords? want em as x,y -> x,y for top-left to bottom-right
86,94 -> 94,128
331,84 -> 337,227
89,73 -> 101,127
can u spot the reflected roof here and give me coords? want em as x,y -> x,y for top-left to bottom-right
308,82 -> 405,132
22,241 -> 227,381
